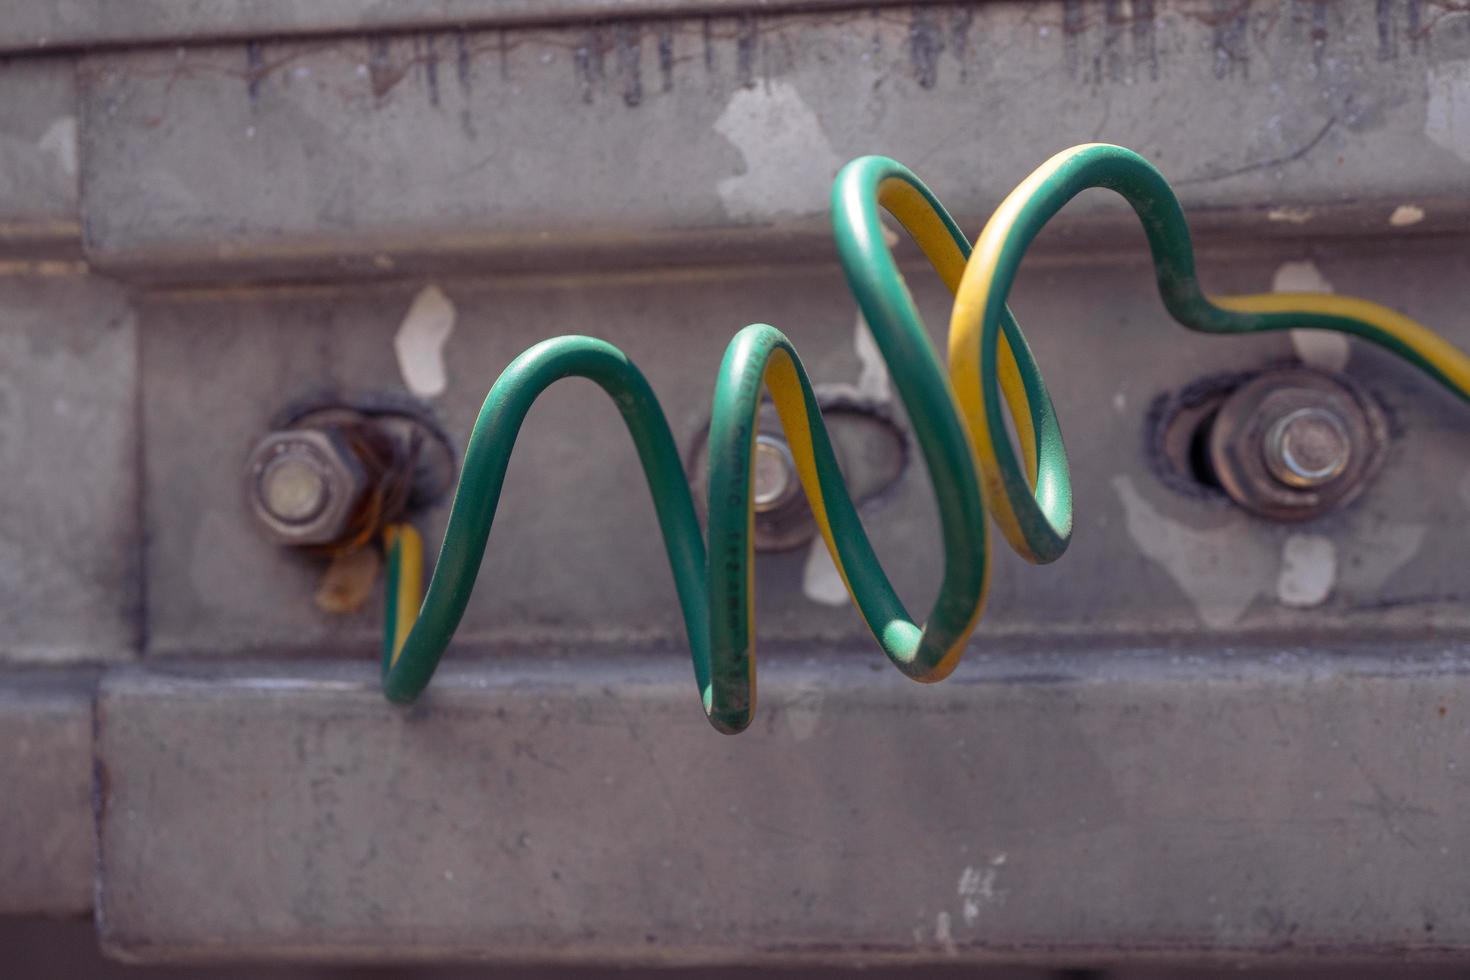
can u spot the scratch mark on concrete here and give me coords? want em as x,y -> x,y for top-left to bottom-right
1177,116 -> 1336,184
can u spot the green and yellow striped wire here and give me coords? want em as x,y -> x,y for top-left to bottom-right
380,143 -> 1470,734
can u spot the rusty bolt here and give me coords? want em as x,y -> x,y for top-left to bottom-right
1207,368 -> 1385,522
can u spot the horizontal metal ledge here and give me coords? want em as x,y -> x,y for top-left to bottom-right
96,643 -> 1470,963
83,201 -> 1470,289
2,0 -> 921,55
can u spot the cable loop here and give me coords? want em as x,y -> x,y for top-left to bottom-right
380,144 -> 1470,734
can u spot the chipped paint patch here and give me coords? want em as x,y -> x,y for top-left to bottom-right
1345,522 -> 1427,592
1267,205 -> 1313,224
393,284 -> 455,398
1426,60 -> 1470,164
934,910 -> 956,955
1274,261 -> 1350,373
958,859 -> 1005,925
1277,534 -> 1335,608
1389,204 -> 1426,227
853,311 -> 891,402
801,537 -> 849,606
38,116 -> 77,177
714,81 -> 841,219
783,680 -> 824,741
1113,475 -> 1272,628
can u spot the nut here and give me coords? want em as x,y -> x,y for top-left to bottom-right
1207,368 -> 1385,521
246,428 -> 370,546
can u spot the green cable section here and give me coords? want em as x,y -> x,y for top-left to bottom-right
382,143 -> 1466,734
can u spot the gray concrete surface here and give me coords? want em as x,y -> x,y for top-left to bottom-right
96,644 -> 1470,962
0,272 -> 140,663
0,57 -> 80,257
0,670 -> 98,914
77,2 -> 1470,282
3,0 -> 1470,964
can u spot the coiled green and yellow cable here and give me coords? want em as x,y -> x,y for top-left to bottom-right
381,143 -> 1470,734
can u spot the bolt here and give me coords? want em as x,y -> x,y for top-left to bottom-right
1263,406 -> 1351,488
1205,367 -> 1385,522
246,428 -> 369,546
752,434 -> 798,513
259,455 -> 329,523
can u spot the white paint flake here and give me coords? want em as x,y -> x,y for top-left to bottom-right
957,863 -> 1004,925
801,538 -> 849,606
783,681 -> 824,741
1426,60 -> 1470,164
1267,205 -> 1313,225
1389,204 -> 1426,227
853,311 -> 891,402
1273,260 -> 1350,372
1277,533 -> 1336,608
38,116 -> 77,177
714,81 -> 842,219
934,910 -> 956,955
393,285 -> 456,398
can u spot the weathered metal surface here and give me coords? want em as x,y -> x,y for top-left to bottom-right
77,1 -> 1470,283
138,237 -> 1470,659
0,669 -> 98,914
0,58 -> 80,257
96,644 -> 1470,962
0,272 -> 140,664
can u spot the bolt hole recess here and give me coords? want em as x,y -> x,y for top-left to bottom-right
1145,371 -> 1252,501
1147,366 -> 1388,521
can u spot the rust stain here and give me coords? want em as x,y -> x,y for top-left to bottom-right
1211,0 -> 1251,80
948,6 -> 976,84
909,6 -> 945,89
367,37 -> 411,101
617,22 -> 643,107
657,23 -> 675,93
735,14 -> 757,89
245,40 -> 265,102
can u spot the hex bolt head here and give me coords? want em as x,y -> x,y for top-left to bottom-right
259,455 -> 330,524
246,428 -> 370,546
1263,406 -> 1351,488
752,435 -> 799,513
1207,367 -> 1385,522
